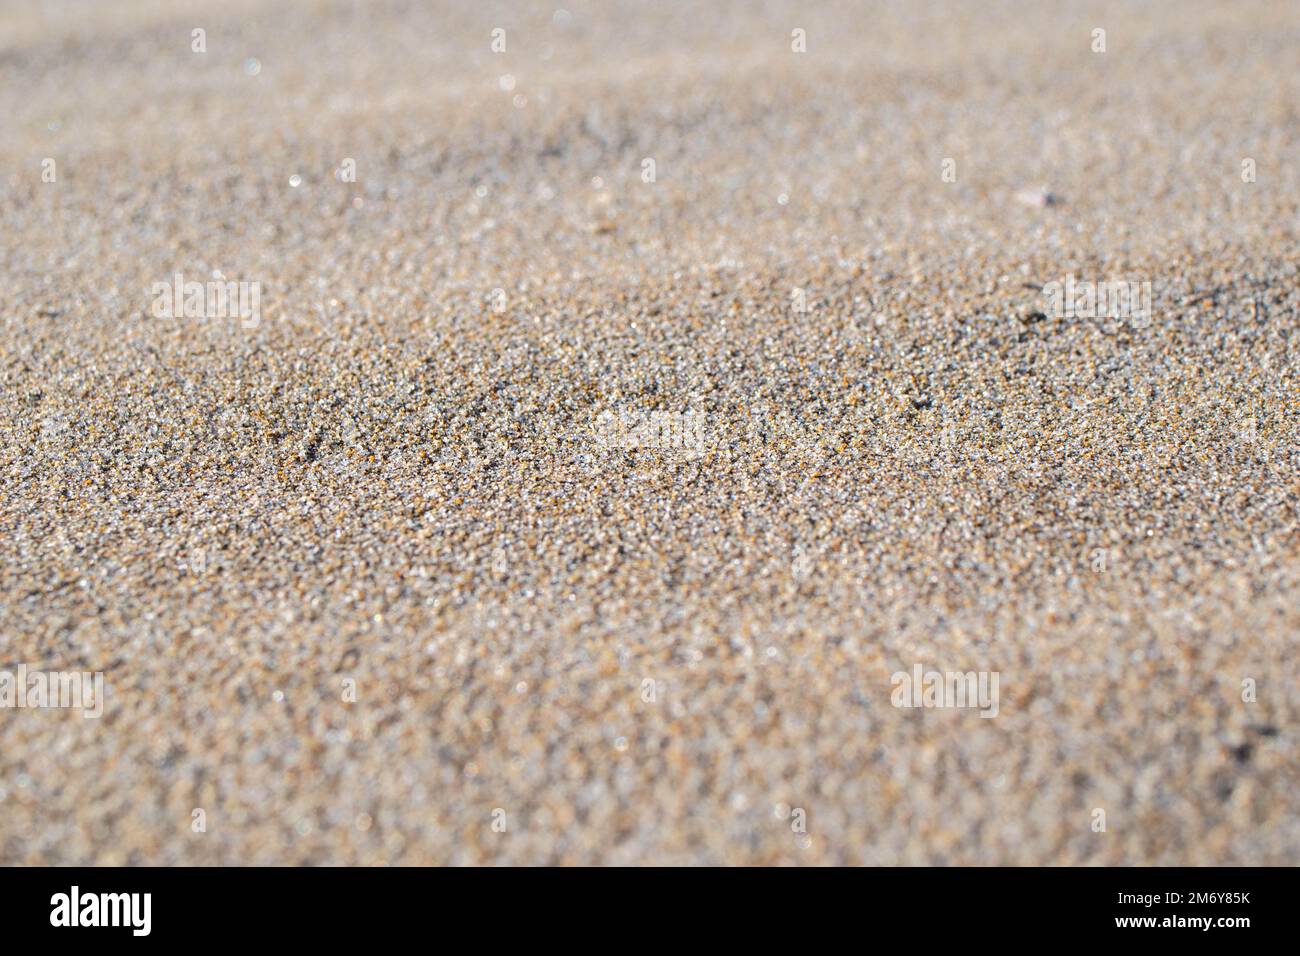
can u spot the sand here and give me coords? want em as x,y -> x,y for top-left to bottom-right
0,0 -> 1296,864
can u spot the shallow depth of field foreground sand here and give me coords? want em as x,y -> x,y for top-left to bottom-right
0,0 -> 1297,864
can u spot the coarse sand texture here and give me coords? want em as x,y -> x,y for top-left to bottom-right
0,0 -> 1297,864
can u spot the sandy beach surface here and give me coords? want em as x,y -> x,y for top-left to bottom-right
1,0 -> 1297,864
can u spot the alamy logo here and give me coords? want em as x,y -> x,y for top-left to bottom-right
890,664 -> 1000,717
0,664 -> 104,718
594,407 -> 705,456
1042,274 -> 1151,327
50,886 -> 151,936
151,271 -> 261,328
